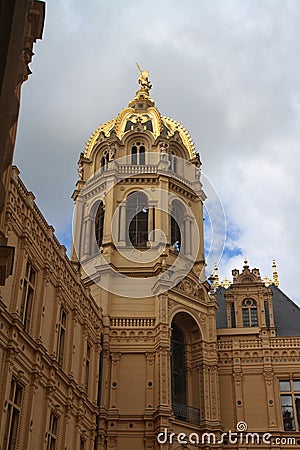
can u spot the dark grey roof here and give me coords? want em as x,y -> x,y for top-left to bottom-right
269,285 -> 300,336
215,284 -> 300,336
216,286 -> 227,329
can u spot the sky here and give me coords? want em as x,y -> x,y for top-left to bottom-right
14,0 -> 300,304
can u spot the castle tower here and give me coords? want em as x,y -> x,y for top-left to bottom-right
72,69 -> 222,449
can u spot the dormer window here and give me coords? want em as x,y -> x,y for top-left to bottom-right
242,298 -> 258,327
131,142 -> 145,165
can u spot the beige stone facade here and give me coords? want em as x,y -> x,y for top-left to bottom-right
0,167 -> 102,450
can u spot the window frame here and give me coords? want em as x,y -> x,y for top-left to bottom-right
20,261 -> 36,333
85,342 -> 91,395
242,298 -> 258,327
280,379 -> 300,431
170,201 -> 183,252
95,201 -> 105,248
3,378 -> 23,450
57,307 -> 67,366
46,411 -> 59,450
131,142 -> 146,165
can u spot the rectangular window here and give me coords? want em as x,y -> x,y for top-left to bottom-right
85,343 -> 91,395
280,379 -> 300,431
264,300 -> 270,327
250,308 -> 258,326
230,302 -> 236,328
57,308 -> 67,366
242,307 -> 258,327
3,378 -> 23,450
46,411 -> 58,450
20,261 -> 36,332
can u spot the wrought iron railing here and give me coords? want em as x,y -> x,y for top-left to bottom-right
173,402 -> 200,424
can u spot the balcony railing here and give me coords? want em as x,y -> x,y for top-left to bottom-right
173,402 -> 200,424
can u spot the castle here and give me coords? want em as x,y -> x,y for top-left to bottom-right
0,4 -> 300,449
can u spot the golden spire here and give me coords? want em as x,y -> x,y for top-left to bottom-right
272,259 -> 279,286
214,263 -> 219,289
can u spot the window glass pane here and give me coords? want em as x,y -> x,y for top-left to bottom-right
250,308 -> 258,326
131,146 -> 137,165
29,268 -> 36,284
280,380 -> 291,392
139,147 -> 145,165
15,385 -> 23,406
293,380 -> 300,391
281,395 -> 295,431
52,415 -> 58,434
281,395 -> 292,406
242,308 -> 250,327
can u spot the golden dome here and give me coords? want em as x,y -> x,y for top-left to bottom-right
84,69 -> 196,159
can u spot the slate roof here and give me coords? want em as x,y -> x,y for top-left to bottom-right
269,285 -> 300,336
216,286 -> 228,329
216,285 -> 300,336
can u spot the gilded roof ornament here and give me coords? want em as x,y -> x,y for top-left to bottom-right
136,63 -> 152,94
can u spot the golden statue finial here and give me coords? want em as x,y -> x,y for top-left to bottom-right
272,259 -> 279,286
136,63 -> 152,93
214,263 -> 219,289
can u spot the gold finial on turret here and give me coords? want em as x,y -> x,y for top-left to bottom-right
244,257 -> 248,266
214,263 -> 219,289
272,259 -> 279,286
136,63 -> 152,93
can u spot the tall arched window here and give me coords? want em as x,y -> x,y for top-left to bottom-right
170,201 -> 183,251
95,201 -> 105,247
131,142 -> 146,165
171,323 -> 187,420
126,192 -> 148,247
171,313 -> 201,424
242,298 -> 258,327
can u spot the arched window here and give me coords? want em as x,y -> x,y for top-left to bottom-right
131,142 -> 146,165
126,192 -> 148,248
170,201 -> 183,251
171,323 -> 187,420
95,201 -> 105,247
171,313 -> 201,424
242,298 -> 258,327
100,151 -> 110,171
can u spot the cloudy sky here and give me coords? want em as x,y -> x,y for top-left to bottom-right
15,0 -> 300,304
